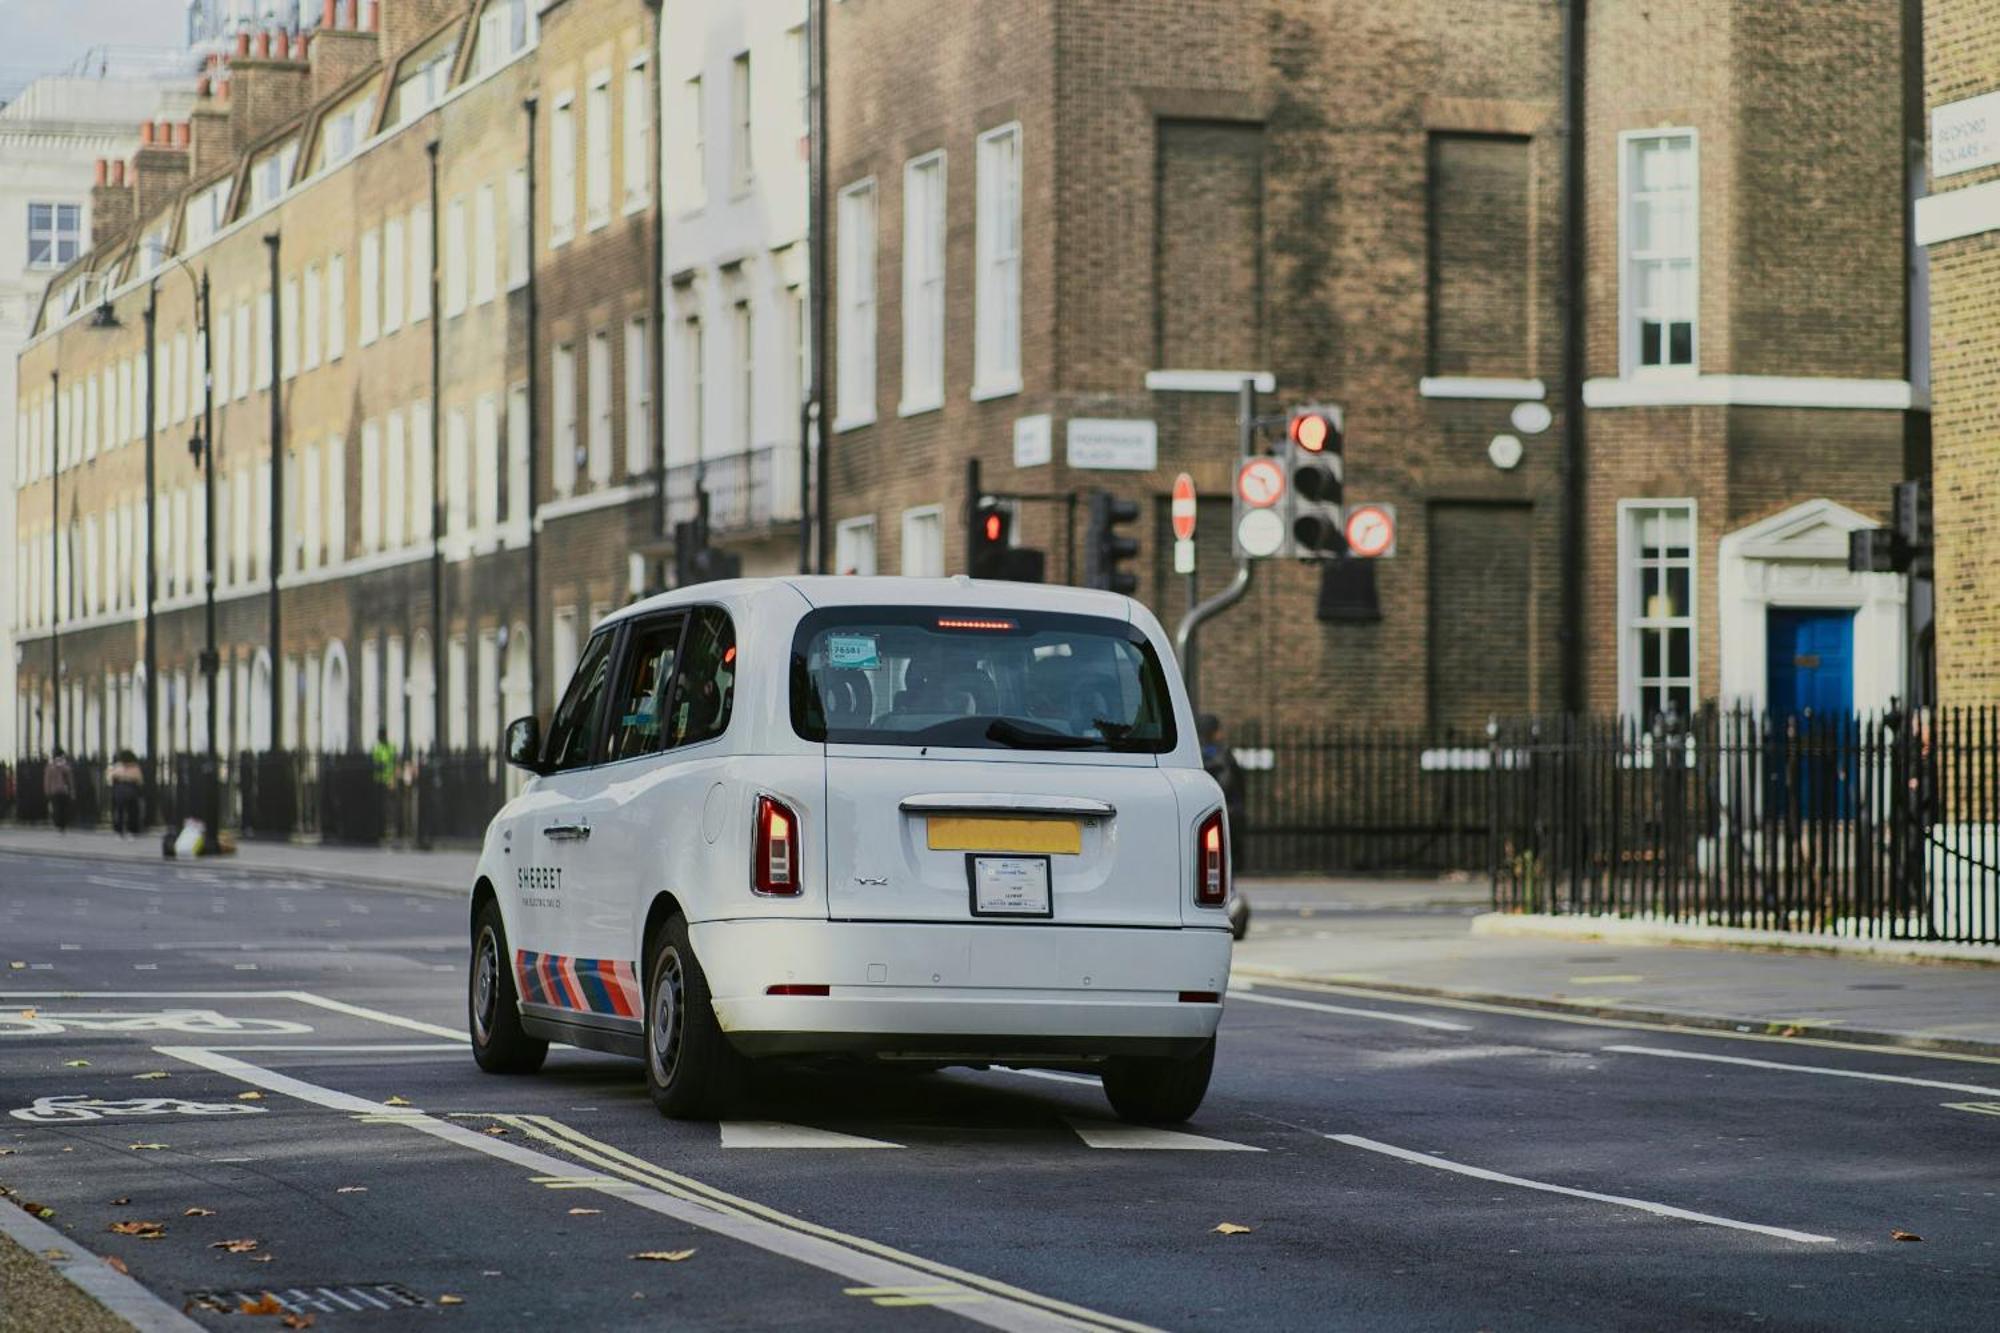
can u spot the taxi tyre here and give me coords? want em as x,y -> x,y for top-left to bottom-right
645,913 -> 750,1119
1101,1035 -> 1216,1123
469,901 -> 549,1074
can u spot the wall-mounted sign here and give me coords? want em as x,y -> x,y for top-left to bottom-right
1013,414 -> 1053,468
1066,418 -> 1157,471
1934,89 -> 2000,179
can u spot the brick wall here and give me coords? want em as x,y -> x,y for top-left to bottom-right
1926,0 -> 2000,707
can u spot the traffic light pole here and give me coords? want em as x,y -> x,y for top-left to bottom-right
1172,377 -> 1259,713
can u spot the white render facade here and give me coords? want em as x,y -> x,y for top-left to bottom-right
2,75 -> 194,762
661,0 -> 811,577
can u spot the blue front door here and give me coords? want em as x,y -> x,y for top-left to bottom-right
1766,608 -> 1856,816
1767,609 -> 1855,720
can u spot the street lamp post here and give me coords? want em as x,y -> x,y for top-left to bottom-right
184,268 -> 220,842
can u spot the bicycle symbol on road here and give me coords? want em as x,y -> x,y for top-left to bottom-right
0,1010 -> 314,1037
9,1094 -> 272,1124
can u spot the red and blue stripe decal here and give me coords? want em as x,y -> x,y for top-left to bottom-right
515,951 -> 642,1019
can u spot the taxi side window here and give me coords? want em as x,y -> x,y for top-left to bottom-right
543,630 -> 617,771
608,614 -> 688,760
661,607 -> 736,750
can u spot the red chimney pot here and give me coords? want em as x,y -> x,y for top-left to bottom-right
94,159 -> 108,186
173,122 -> 191,148
113,160 -> 127,187
139,122 -> 156,146
235,31 -> 251,56
365,1 -> 379,33
196,75 -> 210,97
323,0 -> 338,29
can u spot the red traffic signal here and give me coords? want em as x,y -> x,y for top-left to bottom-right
1288,412 -> 1338,454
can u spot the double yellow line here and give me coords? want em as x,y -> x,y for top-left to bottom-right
492,1113 -> 1161,1332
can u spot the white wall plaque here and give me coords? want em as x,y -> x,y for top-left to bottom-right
1066,418 -> 1158,471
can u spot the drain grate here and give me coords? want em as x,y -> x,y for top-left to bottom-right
186,1284 -> 428,1315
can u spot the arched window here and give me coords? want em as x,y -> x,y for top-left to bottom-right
320,641 -> 351,753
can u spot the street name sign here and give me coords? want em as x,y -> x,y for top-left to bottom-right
1066,418 -> 1157,470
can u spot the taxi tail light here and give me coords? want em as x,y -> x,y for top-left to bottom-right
1195,810 -> 1228,907
753,794 -> 801,896
766,983 -> 829,996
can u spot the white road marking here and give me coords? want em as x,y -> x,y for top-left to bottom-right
202,1042 -> 465,1054
1328,1134 -> 1835,1244
150,1047 -> 1156,1333
0,990 -> 463,1041
1943,1101 -> 2000,1118
997,1068 -> 1100,1087
720,1120 -> 901,1149
85,875 -> 159,893
1226,988 -> 1472,1032
1601,1044 -> 2000,1097
1232,971 -> 2000,1067
1065,1118 -> 1261,1152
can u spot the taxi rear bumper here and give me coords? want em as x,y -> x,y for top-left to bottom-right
692,917 -> 1230,1061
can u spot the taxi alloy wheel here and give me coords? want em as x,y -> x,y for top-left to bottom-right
468,902 -> 548,1075
644,913 -> 748,1119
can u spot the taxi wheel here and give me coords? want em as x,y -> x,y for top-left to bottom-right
469,902 -> 548,1075
1101,1037 -> 1216,1124
645,913 -> 748,1119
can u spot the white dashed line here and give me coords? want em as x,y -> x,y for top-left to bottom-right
1226,989 -> 1472,1031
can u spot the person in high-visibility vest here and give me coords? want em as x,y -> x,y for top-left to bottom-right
370,729 -> 397,788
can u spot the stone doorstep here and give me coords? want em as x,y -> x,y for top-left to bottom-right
1470,912 -> 2000,967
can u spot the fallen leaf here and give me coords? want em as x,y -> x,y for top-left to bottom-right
9,964 -> 25,971
281,1316 -> 316,1330
1213,1223 -> 1253,1236
108,1220 -> 166,1238
110,1197 -> 130,1206
631,1250 -> 696,1262
437,1295 -> 464,1306
1892,1229 -> 1923,1242
105,1257 -> 129,1275
249,1254 -> 274,1263
41,1248 -> 69,1261
183,1206 -> 216,1217
238,1294 -> 285,1315
237,1091 -> 264,1102
481,1126 -> 508,1136
567,1207 -> 602,1216
20,1201 -> 55,1219
210,1238 -> 261,1253
0,1148 -> 14,1156
127,1143 -> 168,1151
383,1096 -> 411,1107
63,1059 -> 89,1068
133,1072 -> 170,1082
335,1186 -> 367,1194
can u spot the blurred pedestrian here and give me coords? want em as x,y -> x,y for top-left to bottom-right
108,749 -> 145,837
43,747 -> 75,833
1198,714 -> 1244,834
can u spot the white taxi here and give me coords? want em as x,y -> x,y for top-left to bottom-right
468,576 -> 1233,1122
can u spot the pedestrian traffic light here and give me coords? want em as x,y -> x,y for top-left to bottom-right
1085,490 -> 1140,594
967,498 -> 1046,583
1286,408 -> 1344,558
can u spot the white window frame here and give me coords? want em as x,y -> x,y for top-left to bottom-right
326,253 -> 346,361
900,504 -> 944,577
834,515 -> 878,577
899,151 -> 946,416
587,327 -> 613,484
1616,498 -> 1699,722
834,178 -> 877,431
359,227 -> 381,346
680,75 -> 706,212
625,316 -> 651,477
973,123 -> 1023,400
1618,128 -> 1699,380
729,51 -> 753,191
26,201 -> 82,269
444,195 -> 469,316
551,93 -> 577,245
474,183 -> 498,305
410,205 -> 432,322
383,215 -> 406,334
623,55 -> 650,214
732,298 -> 753,451
302,262 -> 322,370
506,169 -> 529,289
553,342 -> 578,495
585,73 -> 612,231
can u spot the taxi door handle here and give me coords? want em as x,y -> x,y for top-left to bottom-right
543,822 -> 592,841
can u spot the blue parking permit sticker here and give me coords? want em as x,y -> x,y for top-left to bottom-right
827,634 -> 880,670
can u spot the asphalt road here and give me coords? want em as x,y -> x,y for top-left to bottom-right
3,848 -> 1997,1331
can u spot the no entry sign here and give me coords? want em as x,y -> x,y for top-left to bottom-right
1171,474 -> 1197,540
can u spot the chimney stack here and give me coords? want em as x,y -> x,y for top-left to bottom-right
91,157 -> 137,251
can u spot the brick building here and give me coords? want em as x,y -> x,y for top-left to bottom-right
821,0 -> 1927,733
10,0 -> 662,769
1920,0 -> 2000,709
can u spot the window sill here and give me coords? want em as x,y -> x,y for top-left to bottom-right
970,379 -> 1021,403
831,412 -> 875,435
896,397 -> 943,419
1418,376 -> 1545,401
586,213 -> 611,233
1583,373 -> 1924,411
550,229 -> 574,250
1143,368 -> 1275,394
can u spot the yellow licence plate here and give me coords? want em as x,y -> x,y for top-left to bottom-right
926,816 -> 1082,855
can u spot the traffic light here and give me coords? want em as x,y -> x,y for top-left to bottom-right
1085,490 -> 1140,594
673,490 -> 741,587
967,499 -> 1046,583
1286,409 -> 1344,558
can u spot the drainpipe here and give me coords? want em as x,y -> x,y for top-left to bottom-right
427,140 -> 445,759
263,234 -> 283,755
1557,0 -> 1588,715
645,0 -> 668,569
523,95 -> 542,718
810,0 -> 829,574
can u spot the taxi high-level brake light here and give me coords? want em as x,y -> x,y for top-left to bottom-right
1195,811 -> 1228,907
935,617 -> 1017,631
753,794 -> 800,896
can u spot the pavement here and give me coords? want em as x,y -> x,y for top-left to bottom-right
3,840 -> 2000,1329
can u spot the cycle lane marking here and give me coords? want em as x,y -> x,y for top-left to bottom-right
1328,1134 -> 1836,1245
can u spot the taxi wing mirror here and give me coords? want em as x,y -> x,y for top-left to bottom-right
505,715 -> 548,775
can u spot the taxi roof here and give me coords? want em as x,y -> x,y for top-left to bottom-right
598,576 -> 1137,631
